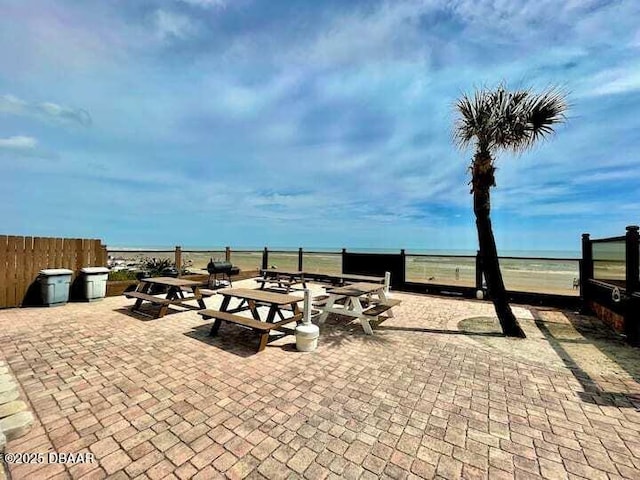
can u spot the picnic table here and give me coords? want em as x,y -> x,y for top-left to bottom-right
257,268 -> 307,292
314,282 -> 400,335
125,277 -> 211,318
198,288 -> 303,352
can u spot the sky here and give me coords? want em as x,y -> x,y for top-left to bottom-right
1,0 -> 639,252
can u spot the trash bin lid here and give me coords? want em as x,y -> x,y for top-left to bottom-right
80,267 -> 110,274
39,268 -> 73,276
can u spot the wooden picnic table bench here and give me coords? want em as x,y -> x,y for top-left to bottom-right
258,269 -> 307,292
125,277 -> 209,318
198,288 -> 304,352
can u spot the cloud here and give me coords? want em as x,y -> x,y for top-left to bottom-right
176,0 -> 226,7
0,94 -> 91,127
581,66 -> 640,97
154,10 -> 195,40
0,135 -> 37,150
0,135 -> 53,159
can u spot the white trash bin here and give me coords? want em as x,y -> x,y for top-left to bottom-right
39,269 -> 73,306
80,267 -> 110,301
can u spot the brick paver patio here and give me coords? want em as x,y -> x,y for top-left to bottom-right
1,279 -> 640,479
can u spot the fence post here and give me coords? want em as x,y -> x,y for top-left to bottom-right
101,244 -> 108,267
475,250 -> 483,292
262,247 -> 268,270
298,248 -> 303,272
225,246 -> 231,262
625,226 -> 639,294
580,234 -> 593,313
341,248 -> 346,273
400,249 -> 406,289
175,246 -> 182,276
625,226 -> 640,344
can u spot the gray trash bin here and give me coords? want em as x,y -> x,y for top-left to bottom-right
80,267 -> 110,301
39,269 -> 73,306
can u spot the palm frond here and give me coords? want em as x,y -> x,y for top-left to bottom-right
453,84 -> 568,155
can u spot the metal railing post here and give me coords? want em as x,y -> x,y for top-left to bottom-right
298,247 -> 303,272
580,233 -> 592,313
400,249 -> 406,289
625,226 -> 640,344
625,226 -> 639,295
262,247 -> 268,271
341,248 -> 346,273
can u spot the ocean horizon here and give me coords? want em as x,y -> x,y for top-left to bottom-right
107,245 -> 581,259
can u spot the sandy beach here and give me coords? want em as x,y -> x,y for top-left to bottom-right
109,249 -> 581,296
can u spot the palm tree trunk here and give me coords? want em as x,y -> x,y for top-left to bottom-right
473,164 -> 526,338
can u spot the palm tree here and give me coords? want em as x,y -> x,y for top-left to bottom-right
454,85 -> 568,337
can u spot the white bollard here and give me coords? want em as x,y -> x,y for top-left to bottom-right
296,289 -> 319,352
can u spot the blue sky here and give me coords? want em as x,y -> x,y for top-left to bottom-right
1,0 -> 639,251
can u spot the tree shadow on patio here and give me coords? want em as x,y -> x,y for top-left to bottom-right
113,306 -> 186,321
316,314 -> 394,349
378,315 -> 506,338
531,307 -> 640,409
183,322 -> 296,357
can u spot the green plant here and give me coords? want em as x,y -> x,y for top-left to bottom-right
107,270 -> 139,281
139,257 -> 189,276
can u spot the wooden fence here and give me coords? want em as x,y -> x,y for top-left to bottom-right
0,235 -> 107,308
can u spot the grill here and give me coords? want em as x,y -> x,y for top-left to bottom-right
207,260 -> 234,274
207,260 -> 239,287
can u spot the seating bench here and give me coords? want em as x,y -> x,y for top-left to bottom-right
255,278 -> 295,286
124,291 -> 171,305
312,294 -> 329,307
362,298 -> 402,317
198,309 -> 301,352
180,287 -> 215,297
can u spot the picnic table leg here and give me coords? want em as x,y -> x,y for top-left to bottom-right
158,303 -> 169,319
349,298 -> 373,335
209,319 -> 222,337
265,305 -> 277,324
248,300 -> 262,321
166,287 -> 180,301
220,296 -> 231,312
318,296 -> 337,324
192,287 -> 206,309
132,281 -> 150,310
257,332 -> 270,352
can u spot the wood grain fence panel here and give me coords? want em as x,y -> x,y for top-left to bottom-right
55,237 -> 64,268
63,238 -> 73,270
74,239 -> 84,272
0,236 -> 7,307
23,237 -> 34,287
44,237 -> 53,269
6,236 -> 18,307
96,240 -> 105,266
32,237 -> 42,279
16,236 -> 28,305
85,239 -> 93,267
